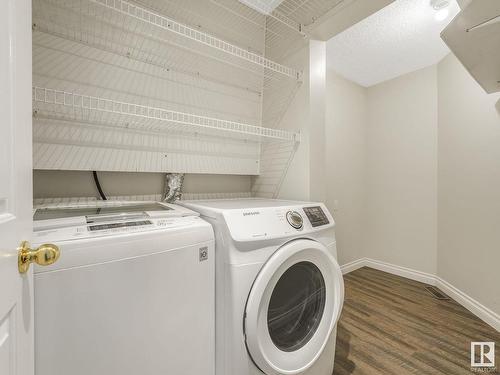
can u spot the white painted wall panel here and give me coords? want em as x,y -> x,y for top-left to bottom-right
437,53 -> 500,315
325,70 -> 367,267
364,65 -> 438,275
34,142 -> 259,174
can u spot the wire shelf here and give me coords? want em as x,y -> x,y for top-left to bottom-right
33,0 -> 301,82
32,0 -> 304,132
105,0 -> 298,77
251,139 -> 299,198
137,0 -> 269,57
33,115 -> 263,174
32,31 -> 263,127
33,87 -> 300,142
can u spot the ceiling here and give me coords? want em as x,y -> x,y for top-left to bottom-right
238,0 -> 284,14
326,0 -> 460,87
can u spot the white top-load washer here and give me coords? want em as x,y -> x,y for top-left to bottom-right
179,198 -> 344,375
32,201 -> 215,375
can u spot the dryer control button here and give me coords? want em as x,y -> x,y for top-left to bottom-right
286,211 -> 303,230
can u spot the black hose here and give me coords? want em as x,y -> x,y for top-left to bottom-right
92,171 -> 107,200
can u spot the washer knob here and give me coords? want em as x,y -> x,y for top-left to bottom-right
286,211 -> 303,230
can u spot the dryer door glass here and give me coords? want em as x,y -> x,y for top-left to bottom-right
267,262 -> 325,352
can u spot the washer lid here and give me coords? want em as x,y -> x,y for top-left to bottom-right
33,201 -> 197,231
244,239 -> 344,375
33,202 -> 174,221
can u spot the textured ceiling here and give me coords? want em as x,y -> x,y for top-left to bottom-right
326,0 -> 460,87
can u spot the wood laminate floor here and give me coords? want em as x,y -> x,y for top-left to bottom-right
333,267 -> 500,375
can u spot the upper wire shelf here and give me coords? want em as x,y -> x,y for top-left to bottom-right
102,0 -> 299,78
33,87 -> 300,143
33,0 -> 302,82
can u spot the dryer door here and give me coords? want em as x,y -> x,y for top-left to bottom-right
244,239 -> 344,375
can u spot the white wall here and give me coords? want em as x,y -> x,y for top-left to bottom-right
33,170 -> 252,199
273,40 -> 329,202
364,65 -> 438,275
271,44 -> 311,201
437,53 -> 500,314
309,41 -> 327,202
325,64 -> 439,274
325,53 -> 500,319
325,70 -> 367,265
271,1 -> 393,201
273,40 -> 330,202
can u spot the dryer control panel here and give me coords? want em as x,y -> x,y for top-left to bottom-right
222,203 -> 334,242
303,206 -> 329,227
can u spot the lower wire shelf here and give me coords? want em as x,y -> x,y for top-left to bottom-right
32,87 -> 300,143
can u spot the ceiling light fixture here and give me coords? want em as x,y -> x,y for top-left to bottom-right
430,0 -> 450,21
435,8 -> 449,21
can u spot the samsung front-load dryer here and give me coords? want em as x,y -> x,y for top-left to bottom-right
179,199 -> 344,375
32,201 -> 215,375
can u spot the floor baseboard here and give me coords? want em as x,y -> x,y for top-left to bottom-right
434,277 -> 500,332
363,258 -> 437,285
340,258 -> 367,275
340,257 -> 500,332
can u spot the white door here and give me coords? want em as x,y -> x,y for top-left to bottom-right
245,239 -> 344,375
0,0 -> 34,375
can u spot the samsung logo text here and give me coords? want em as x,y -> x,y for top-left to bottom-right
243,212 -> 260,216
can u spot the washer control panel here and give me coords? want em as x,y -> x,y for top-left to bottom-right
88,220 -> 153,232
33,216 -> 201,243
286,211 -> 303,230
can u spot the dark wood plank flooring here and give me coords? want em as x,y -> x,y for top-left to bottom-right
333,267 -> 500,375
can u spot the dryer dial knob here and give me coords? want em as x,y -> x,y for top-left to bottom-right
286,211 -> 303,230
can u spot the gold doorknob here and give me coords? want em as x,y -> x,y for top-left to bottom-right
18,241 -> 60,274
